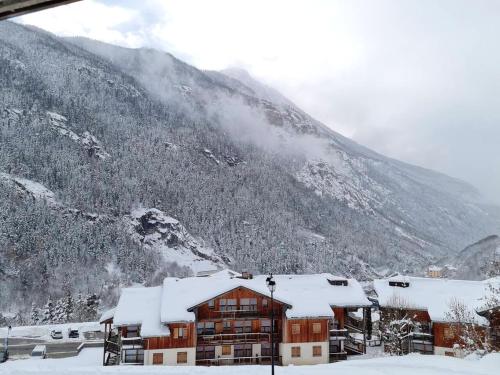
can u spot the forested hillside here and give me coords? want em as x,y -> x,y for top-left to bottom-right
1,22 -> 499,322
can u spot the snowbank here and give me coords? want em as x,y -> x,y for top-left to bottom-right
0,348 -> 497,375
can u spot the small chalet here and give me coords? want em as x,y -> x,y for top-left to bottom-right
374,276 -> 495,357
100,270 -> 371,366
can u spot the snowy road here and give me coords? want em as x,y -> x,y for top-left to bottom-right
0,339 -> 82,358
0,348 -> 498,375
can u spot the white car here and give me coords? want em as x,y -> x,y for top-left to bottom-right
50,330 -> 63,339
31,345 -> 47,359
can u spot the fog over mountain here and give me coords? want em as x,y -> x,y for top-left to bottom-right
0,22 -> 499,319
17,0 -> 500,205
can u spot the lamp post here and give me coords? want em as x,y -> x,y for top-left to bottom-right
266,274 -> 276,375
4,326 -> 11,354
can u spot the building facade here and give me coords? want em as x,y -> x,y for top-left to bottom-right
101,271 -> 372,366
374,276 -> 494,358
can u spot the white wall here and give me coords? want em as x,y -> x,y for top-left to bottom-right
434,346 -> 464,358
143,348 -> 196,366
280,342 -> 329,366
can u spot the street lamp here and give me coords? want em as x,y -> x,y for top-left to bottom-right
266,274 -> 276,375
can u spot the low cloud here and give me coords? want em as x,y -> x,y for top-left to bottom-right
17,0 -> 500,203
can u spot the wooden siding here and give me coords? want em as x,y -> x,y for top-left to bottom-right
332,308 -> 345,328
195,286 -> 285,321
379,308 -> 431,324
433,322 -> 486,348
145,323 -> 196,349
282,318 -> 329,343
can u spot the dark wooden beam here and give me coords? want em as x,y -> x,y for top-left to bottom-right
0,0 -> 81,21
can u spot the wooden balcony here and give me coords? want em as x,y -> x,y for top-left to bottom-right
121,337 -> 143,349
329,351 -> 348,362
408,332 -> 434,354
196,355 -> 278,366
329,328 -> 348,339
200,309 -> 272,319
197,332 -> 281,346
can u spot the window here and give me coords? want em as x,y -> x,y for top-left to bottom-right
152,353 -> 163,365
125,325 -> 139,338
329,339 -> 341,353
240,298 -> 257,311
223,320 -> 231,331
220,298 -> 237,311
173,327 -> 184,339
261,319 -> 271,333
197,322 -> 215,335
196,346 -> 215,360
153,353 -> 163,365
261,343 -> 277,357
313,346 -> 322,357
234,344 -> 252,358
208,299 -> 214,309
291,346 -> 301,358
312,322 -> 322,334
177,351 -> 188,364
262,298 -> 268,308
444,327 -> 455,340
234,320 -> 252,333
328,279 -> 348,286
222,345 -> 231,356
123,348 -> 144,364
291,324 -> 301,335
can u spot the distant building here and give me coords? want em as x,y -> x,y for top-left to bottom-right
427,266 -> 443,278
100,271 -> 372,366
374,276 -> 494,357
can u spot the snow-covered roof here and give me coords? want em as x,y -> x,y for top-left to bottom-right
160,272 -> 371,323
99,308 -> 115,324
113,286 -> 170,338
374,276 -> 495,324
428,265 -> 442,271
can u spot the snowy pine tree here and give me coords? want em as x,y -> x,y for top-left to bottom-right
30,303 -> 40,325
41,298 -> 55,324
64,292 -> 74,322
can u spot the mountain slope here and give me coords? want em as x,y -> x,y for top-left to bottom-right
444,235 -> 500,280
0,21 -> 499,318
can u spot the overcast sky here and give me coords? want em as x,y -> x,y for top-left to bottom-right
18,0 -> 500,203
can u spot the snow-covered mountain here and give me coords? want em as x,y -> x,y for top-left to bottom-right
443,235 -> 500,280
0,21 -> 499,318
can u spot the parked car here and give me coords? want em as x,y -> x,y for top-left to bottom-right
68,328 -> 79,339
0,349 -> 8,363
31,345 -> 47,359
50,330 -> 63,339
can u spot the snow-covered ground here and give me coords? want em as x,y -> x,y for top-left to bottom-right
1,348 -> 498,375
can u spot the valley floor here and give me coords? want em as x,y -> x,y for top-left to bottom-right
0,348 -> 498,375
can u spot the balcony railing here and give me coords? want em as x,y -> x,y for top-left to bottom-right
197,332 -> 280,345
201,309 -> 272,319
196,355 -> 278,366
329,328 -> 348,339
329,352 -> 347,362
121,337 -> 143,349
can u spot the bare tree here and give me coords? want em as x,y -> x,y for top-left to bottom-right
445,298 -> 487,355
380,295 -> 421,355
